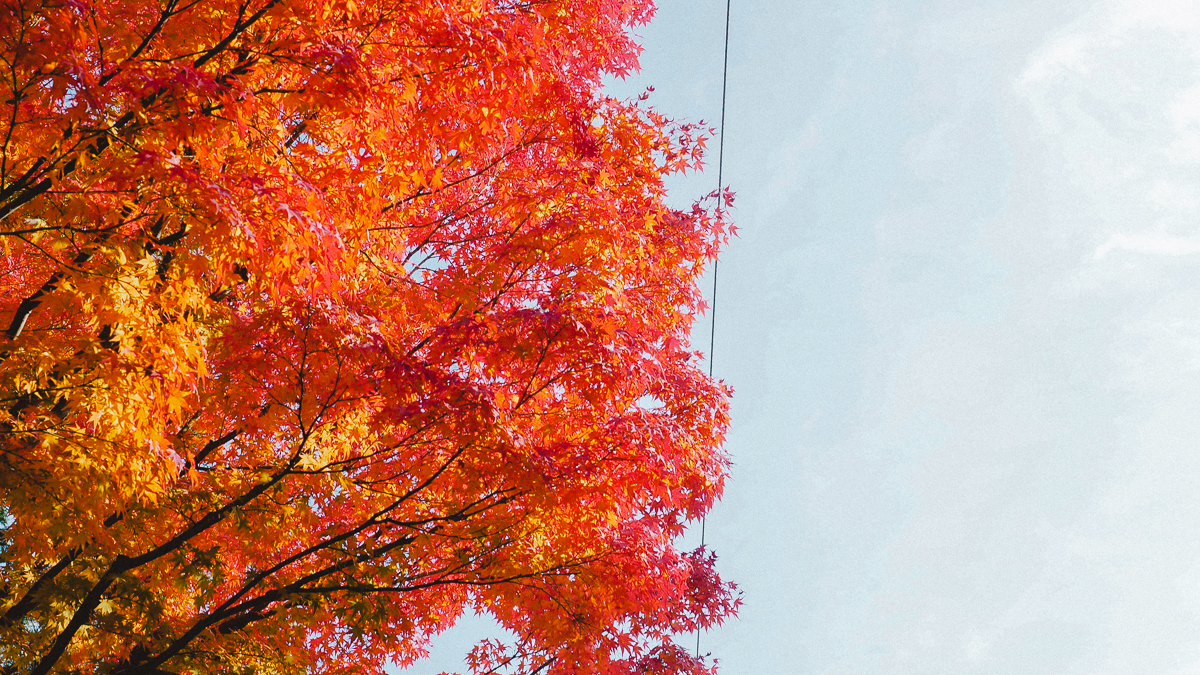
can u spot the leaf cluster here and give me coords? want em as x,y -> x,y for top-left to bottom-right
0,1 -> 737,674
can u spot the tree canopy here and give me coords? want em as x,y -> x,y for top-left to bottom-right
0,0 -> 736,673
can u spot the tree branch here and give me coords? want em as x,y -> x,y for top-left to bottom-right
192,0 -> 281,69
0,547 -> 79,629
27,556 -> 124,675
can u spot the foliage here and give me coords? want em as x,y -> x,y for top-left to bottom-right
0,0 -> 736,674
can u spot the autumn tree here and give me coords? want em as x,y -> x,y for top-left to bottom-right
0,0 -> 736,674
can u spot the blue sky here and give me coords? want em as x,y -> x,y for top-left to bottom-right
405,1 -> 1200,673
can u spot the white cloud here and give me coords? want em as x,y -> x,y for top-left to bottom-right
1093,233 -> 1200,258
1012,0 -> 1200,282
863,3 -> 1200,673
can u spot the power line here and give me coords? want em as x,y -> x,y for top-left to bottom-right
708,0 -> 731,385
698,0 -> 732,660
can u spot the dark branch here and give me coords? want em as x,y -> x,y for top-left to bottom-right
193,0 -> 282,69
0,548 -> 79,629
27,557 -> 124,675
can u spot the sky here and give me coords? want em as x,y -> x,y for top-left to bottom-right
403,1 -> 1200,673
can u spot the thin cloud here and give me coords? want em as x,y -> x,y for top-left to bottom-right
1094,233 -> 1200,259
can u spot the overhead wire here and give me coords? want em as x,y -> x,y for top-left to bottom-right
697,0 -> 732,660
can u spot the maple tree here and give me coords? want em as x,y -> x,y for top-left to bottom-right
0,0 -> 736,673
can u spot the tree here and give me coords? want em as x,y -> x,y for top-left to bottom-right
0,0 -> 736,673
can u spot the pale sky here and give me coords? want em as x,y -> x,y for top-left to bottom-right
404,1 -> 1200,673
